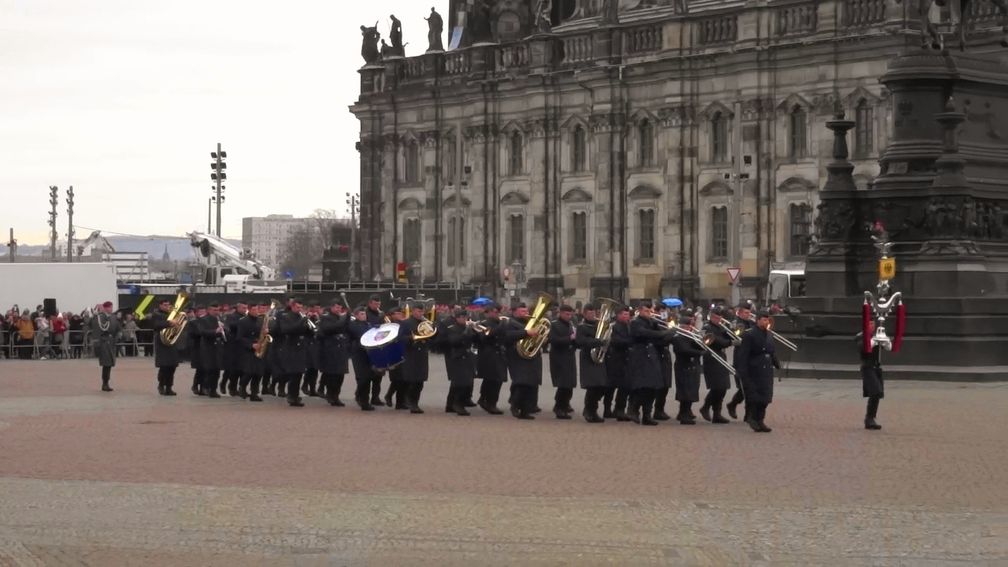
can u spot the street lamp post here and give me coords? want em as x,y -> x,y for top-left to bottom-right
210,143 -> 227,237
66,186 -> 75,262
345,192 -> 359,281
47,186 -> 59,260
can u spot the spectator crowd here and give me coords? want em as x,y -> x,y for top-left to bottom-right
1,303 -> 152,360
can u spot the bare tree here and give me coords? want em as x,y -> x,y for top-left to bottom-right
279,210 -> 354,279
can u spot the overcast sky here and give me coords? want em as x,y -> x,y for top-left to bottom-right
1,0 -> 437,244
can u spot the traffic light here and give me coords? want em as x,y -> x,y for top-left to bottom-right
396,261 -> 407,283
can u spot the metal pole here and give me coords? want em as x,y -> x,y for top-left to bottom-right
66,186 -> 75,262
7,228 -> 15,263
215,142 -> 222,237
207,197 -> 212,233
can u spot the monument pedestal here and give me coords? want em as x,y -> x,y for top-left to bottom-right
782,50 -> 1008,382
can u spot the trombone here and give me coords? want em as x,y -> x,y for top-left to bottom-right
744,312 -> 798,352
661,317 -> 736,376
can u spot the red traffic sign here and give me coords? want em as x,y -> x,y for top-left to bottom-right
727,267 -> 741,284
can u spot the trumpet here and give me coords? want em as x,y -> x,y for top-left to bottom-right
466,320 -> 490,335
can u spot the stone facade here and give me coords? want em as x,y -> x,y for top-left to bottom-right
351,0 -> 1002,302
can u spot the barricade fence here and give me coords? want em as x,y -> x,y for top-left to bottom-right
1,329 -> 157,360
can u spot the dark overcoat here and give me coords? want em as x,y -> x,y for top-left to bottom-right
306,315 -> 321,371
736,327 -> 780,405
732,318 -> 755,388
575,320 -> 607,389
672,334 -> 706,402
197,314 -> 225,371
149,311 -> 180,368
222,311 -> 242,372
855,332 -> 884,399
656,331 -> 674,389
441,323 -> 477,386
317,312 -> 350,375
398,317 -> 430,383
475,317 -> 508,383
604,321 -> 631,389
272,309 -> 311,375
186,317 -> 201,370
236,314 -> 264,376
347,318 -> 375,383
548,318 -> 577,388
702,326 -> 735,391
628,317 -> 665,390
502,316 -> 542,386
89,313 -> 121,368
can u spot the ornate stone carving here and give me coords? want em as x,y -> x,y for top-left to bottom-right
813,200 -> 855,241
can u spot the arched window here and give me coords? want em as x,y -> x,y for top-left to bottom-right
509,131 -> 523,175
442,138 -> 456,181
855,99 -> 874,158
447,216 -> 465,267
507,213 -> 524,263
788,105 -> 807,159
638,208 -> 655,262
570,211 -> 587,263
711,206 -> 728,260
639,119 -> 654,167
572,125 -> 587,172
403,218 -> 421,263
711,112 -> 728,163
789,203 -> 812,257
404,141 -> 419,183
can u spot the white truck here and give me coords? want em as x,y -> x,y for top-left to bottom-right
0,262 -> 119,313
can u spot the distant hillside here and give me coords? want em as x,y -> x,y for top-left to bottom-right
1,236 -> 242,261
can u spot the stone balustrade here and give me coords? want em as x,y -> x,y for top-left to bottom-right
777,3 -> 818,36
624,24 -> 663,54
843,0 -> 887,27
698,16 -> 738,45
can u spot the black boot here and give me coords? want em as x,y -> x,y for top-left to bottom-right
699,402 -> 711,422
865,397 -> 882,430
451,390 -> 470,416
641,407 -> 658,426
582,409 -> 604,424
678,402 -> 696,425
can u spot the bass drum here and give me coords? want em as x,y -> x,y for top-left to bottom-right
360,323 -> 404,371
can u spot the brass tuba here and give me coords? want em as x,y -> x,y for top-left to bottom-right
590,298 -> 620,364
517,293 -> 554,359
159,292 -> 190,346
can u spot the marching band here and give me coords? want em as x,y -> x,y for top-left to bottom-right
134,290 -> 806,433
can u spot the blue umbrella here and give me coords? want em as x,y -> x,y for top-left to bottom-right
661,297 -> 683,308
470,296 -> 494,307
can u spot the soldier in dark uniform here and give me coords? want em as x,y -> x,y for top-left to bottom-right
726,303 -> 755,420
575,304 -> 607,423
605,307 -> 633,421
398,301 -> 432,414
273,297 -> 312,407
653,311 -> 675,422
547,304 -> 577,420
628,302 -> 666,425
442,308 -> 477,416
236,303 -> 265,402
220,302 -> 245,396
502,303 -> 543,420
699,307 -> 735,424
197,303 -> 226,399
735,310 -> 780,432
187,305 -> 206,395
347,305 -> 378,411
148,298 -> 181,396
671,310 -> 706,425
475,303 -> 507,414
90,301 -> 122,392
382,305 -> 408,409
318,300 -> 351,407
301,302 -> 322,398
365,294 -> 386,407
856,320 -> 884,430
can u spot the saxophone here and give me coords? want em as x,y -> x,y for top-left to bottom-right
254,300 -> 279,359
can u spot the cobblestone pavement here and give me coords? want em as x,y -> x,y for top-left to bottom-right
0,358 -> 1005,565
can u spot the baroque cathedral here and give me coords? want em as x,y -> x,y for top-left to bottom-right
351,0 -> 984,301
